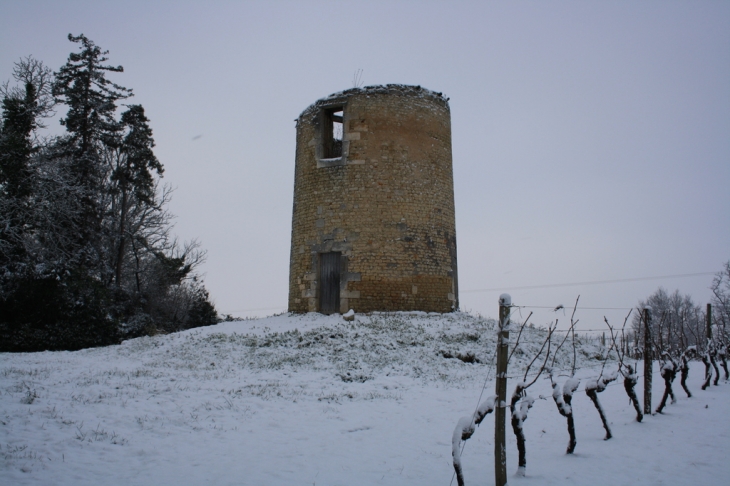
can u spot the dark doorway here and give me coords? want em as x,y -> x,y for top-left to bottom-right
319,252 -> 341,314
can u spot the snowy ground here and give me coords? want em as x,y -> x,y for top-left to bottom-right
1,312 -> 728,485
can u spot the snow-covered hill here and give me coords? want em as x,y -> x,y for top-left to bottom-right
2,312 -> 728,485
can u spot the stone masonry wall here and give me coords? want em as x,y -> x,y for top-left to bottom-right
288,85 -> 458,314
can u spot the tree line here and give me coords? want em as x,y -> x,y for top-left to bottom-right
0,34 -> 217,352
631,261 -> 730,356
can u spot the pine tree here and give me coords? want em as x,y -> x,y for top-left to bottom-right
53,34 -> 132,167
52,34 -> 132,272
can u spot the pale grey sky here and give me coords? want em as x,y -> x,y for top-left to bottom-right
2,1 -> 728,330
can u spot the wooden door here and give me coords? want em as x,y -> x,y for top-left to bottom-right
319,252 -> 341,314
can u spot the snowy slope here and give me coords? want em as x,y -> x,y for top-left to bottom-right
1,312 -> 728,485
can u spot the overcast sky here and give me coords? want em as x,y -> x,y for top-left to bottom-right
2,1 -> 728,330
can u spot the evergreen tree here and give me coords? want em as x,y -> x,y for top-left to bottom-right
1,36 -> 217,351
53,34 -> 132,168
0,82 -> 35,198
0,82 -> 36,272
52,34 -> 132,272
0,56 -> 54,197
0,57 -> 55,280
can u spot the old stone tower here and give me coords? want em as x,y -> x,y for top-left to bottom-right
288,84 -> 458,314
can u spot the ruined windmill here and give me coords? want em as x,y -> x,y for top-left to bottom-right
288,85 -> 458,314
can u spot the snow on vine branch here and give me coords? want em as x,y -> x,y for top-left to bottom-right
510,322 -> 554,476
451,395 -> 496,486
717,342 -> 729,381
701,339 -> 716,390
606,310 -> 642,422
548,369 -> 580,454
678,346 -> 696,398
655,350 -> 677,414
621,364 -> 643,422
548,296 -> 580,453
584,366 -> 618,439
584,316 -> 621,440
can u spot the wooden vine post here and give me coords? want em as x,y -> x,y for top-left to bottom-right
707,303 -> 712,341
495,294 -> 511,486
643,306 -> 652,415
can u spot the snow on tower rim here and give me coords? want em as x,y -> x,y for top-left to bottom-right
298,84 -> 450,120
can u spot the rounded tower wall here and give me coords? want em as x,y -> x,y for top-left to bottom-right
288,85 -> 458,314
